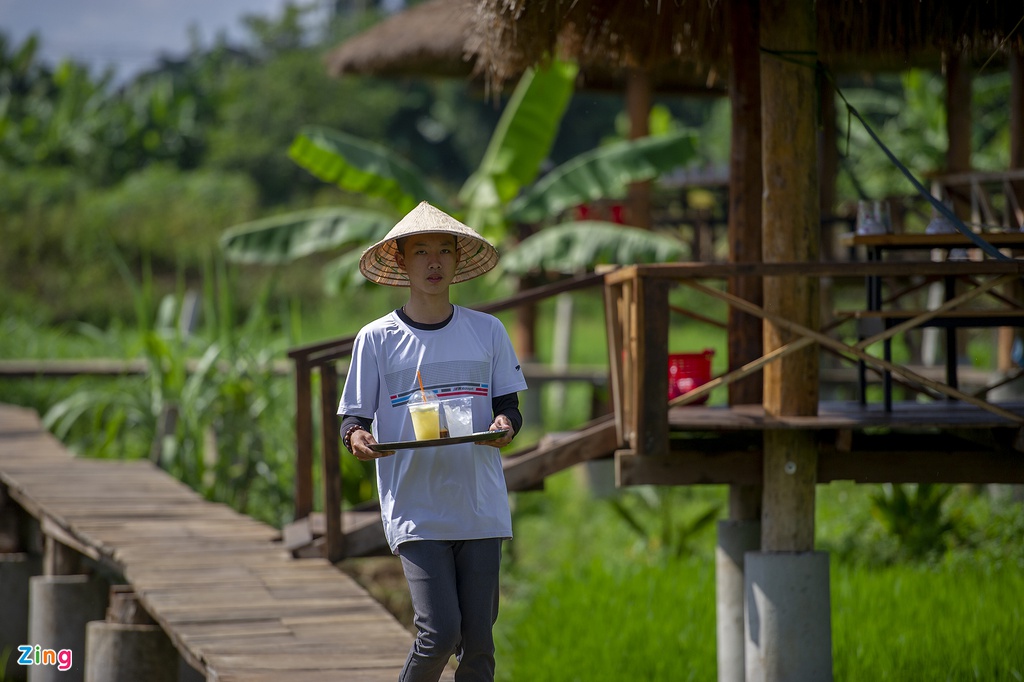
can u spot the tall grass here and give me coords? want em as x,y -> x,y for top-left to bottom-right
497,555 -> 717,682
833,562 -> 1024,681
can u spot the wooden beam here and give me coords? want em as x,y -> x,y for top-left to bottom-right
761,430 -> 817,551
319,365 -> 343,563
823,449 -> 1024,484
633,277 -> 670,457
626,67 -> 653,230
617,447 -> 761,487
600,259 -> 1024,285
760,0 -> 819,553
294,358 -> 313,521
726,0 -> 764,408
503,416 -> 618,491
945,53 -> 973,221
616,443 -> 1024,486
604,281 -> 627,446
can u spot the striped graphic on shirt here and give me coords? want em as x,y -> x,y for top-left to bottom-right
386,360 -> 490,406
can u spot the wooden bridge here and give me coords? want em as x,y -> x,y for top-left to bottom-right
0,403 -> 416,682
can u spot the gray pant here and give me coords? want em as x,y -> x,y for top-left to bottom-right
396,538 -> 503,682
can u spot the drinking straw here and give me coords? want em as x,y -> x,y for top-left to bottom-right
417,370 -> 427,402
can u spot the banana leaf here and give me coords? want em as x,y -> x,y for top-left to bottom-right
506,130 -> 698,224
500,221 -> 689,275
219,206 -> 395,265
459,60 -> 578,231
322,248 -> 373,294
289,126 -> 446,215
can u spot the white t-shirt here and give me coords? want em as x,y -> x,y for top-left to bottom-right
338,305 -> 528,554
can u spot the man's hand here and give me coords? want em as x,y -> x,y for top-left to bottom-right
478,414 -> 514,448
349,428 -> 394,460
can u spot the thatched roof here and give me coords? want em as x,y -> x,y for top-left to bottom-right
325,0 -> 479,79
468,0 -> 1024,88
325,0 -> 726,93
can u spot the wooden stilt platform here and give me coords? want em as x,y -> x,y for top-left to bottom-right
0,403 -> 415,682
617,399 -> 1024,487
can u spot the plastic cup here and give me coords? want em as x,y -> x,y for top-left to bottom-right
408,401 -> 440,440
441,397 -> 475,437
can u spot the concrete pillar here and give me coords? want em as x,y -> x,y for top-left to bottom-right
716,521 -> 761,682
1,553 -> 43,681
744,552 -> 833,682
27,575 -> 107,682
84,622 -> 178,682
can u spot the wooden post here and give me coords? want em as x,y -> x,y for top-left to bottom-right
999,53 -> 1024,372
945,53 -> 973,375
1012,52 -> 1024,203
320,363 -> 344,563
44,535 -> 81,576
818,72 -> 838,248
754,0 -> 831,678
720,7 -> 764,680
294,357 -> 313,521
627,68 -> 653,230
632,276 -> 669,457
760,0 -> 820,550
945,53 -> 972,221
604,280 -> 628,447
727,0 -> 764,409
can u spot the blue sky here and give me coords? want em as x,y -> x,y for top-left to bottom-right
0,0 -> 331,81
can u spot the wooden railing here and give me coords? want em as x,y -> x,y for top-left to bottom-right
286,272 -> 606,562
605,260 -> 1024,459
932,168 -> 1024,231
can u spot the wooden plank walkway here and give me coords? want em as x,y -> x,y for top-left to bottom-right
0,403 -> 416,682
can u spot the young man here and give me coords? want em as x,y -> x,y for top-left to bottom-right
339,201 -> 527,682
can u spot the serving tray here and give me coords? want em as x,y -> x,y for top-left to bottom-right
368,429 -> 508,452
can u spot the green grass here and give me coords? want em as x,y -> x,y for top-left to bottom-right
497,554 -> 717,682
494,472 -> 1024,681
833,562 -> 1024,681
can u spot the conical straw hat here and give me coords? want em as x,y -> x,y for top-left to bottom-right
358,201 -> 499,286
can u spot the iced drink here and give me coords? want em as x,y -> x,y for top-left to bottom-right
408,402 -> 440,440
442,397 -> 474,437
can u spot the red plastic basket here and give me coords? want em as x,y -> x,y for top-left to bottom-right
667,349 -> 715,404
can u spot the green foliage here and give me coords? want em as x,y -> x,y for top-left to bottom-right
608,486 -> 721,559
831,561 -> 1024,681
40,258 -> 297,527
505,129 -> 698,224
836,69 -> 1012,204
0,33 -> 219,185
869,483 -> 960,561
288,126 -> 446,213
221,59 -> 698,289
460,61 -> 578,235
220,205 -> 394,264
497,555 -> 717,682
501,221 -> 689,275
0,163 -> 261,323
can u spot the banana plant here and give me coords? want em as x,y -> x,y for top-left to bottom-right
219,59 -> 698,288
